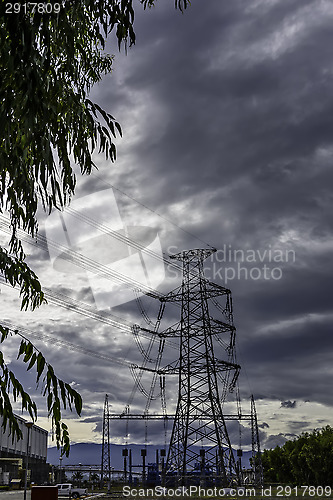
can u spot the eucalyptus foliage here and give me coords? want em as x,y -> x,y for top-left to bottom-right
0,0 -> 189,455
262,426 -> 333,485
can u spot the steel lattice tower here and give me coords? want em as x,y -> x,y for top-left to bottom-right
162,249 -> 241,485
101,394 -> 111,485
251,395 -> 263,486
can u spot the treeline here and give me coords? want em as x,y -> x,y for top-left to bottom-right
262,425 -> 333,485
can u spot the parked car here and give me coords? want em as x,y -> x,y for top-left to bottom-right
56,483 -> 88,498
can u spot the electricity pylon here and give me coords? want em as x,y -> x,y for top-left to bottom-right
107,248 -> 262,486
251,395 -> 263,485
162,249 -> 241,485
101,394 -> 111,485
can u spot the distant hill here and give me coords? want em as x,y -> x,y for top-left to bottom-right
47,442 -> 252,470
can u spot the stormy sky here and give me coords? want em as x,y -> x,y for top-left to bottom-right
1,0 -> 333,455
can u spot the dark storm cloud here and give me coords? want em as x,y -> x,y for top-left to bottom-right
81,0 -> 333,449
95,0 -> 333,202
90,0 -> 333,276
281,400 -> 297,409
237,303 -> 333,388
80,416 -> 103,434
288,420 -> 311,432
4,0 -> 333,451
264,433 -> 288,449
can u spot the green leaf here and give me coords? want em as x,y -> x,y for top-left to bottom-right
0,0 -> 189,455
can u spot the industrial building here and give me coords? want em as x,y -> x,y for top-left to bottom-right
0,414 -> 50,485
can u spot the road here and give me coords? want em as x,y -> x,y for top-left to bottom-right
0,493 -> 105,500
0,493 -> 31,500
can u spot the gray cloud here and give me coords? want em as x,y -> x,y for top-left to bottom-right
2,0 -> 333,455
281,400 -> 297,409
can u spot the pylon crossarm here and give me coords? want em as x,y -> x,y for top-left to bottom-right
160,325 -> 183,337
108,413 -> 253,420
210,318 -> 235,332
214,360 -> 241,373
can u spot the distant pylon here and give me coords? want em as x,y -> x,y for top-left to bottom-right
251,395 -> 263,485
101,394 -> 111,485
163,249 -> 241,485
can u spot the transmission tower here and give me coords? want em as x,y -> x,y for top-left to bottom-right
161,249 -> 241,485
101,394 -> 111,485
251,395 -> 263,485
108,248 -> 262,486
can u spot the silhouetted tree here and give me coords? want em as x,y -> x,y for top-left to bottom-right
262,426 -> 333,485
0,0 -> 189,454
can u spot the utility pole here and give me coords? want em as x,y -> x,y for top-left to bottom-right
23,422 -> 33,500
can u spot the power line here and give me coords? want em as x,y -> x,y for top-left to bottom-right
91,171 -> 215,250
0,200 -> 217,302
55,204 -> 188,281
1,319 -> 134,369
0,216 -> 165,298
0,277 -> 179,351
